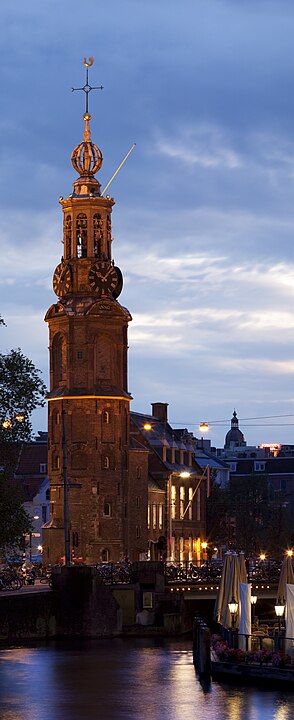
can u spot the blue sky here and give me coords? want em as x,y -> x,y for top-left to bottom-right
1,0 -> 294,447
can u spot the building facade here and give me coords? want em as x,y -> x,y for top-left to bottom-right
43,96 -> 136,564
14,433 -> 50,561
131,403 -> 207,563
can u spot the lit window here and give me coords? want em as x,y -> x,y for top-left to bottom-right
102,410 -> 110,424
180,486 -> 185,519
171,485 -> 176,519
171,536 -> 175,562
188,488 -> 193,520
148,503 -> 150,529
158,503 -> 163,530
103,456 -> 110,469
189,536 -> 193,562
152,504 -> 157,530
180,536 -> 184,561
197,488 -> 201,521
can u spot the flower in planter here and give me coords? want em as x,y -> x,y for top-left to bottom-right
214,640 -> 229,660
252,649 -> 272,665
227,648 -> 246,663
272,652 -> 292,668
211,634 -> 223,648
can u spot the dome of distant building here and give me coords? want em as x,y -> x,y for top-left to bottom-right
224,410 -> 246,449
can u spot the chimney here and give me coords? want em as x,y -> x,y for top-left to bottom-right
151,402 -> 168,423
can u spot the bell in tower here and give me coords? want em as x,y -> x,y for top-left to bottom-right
43,59 -> 132,566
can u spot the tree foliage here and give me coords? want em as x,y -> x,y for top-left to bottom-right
0,348 -> 47,470
0,472 -> 32,555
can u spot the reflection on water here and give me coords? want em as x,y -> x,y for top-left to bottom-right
0,639 -> 293,720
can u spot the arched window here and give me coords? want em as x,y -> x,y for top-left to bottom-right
76,213 -> 87,258
52,333 -> 66,387
103,456 -> 110,469
64,215 -> 72,258
51,408 -> 60,442
93,213 -> 103,258
136,466 -> 141,479
102,410 -> 110,425
103,502 -> 111,517
101,548 -> 110,562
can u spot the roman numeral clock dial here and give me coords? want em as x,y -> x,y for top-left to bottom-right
53,262 -> 72,297
88,261 -> 123,298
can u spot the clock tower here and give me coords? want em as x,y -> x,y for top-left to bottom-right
43,63 -> 133,565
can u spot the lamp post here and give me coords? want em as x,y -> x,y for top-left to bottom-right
251,593 -> 257,624
228,596 -> 238,630
275,596 -> 285,633
199,422 -> 209,449
62,402 -> 71,567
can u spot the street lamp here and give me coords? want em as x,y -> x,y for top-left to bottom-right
275,596 -> 285,633
251,593 -> 257,623
2,412 -> 26,429
199,422 -> 209,450
228,596 -> 238,629
61,401 -> 71,566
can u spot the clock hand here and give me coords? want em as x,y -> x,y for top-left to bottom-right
102,267 -> 115,282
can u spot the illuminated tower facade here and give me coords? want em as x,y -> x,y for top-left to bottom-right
43,64 -> 133,564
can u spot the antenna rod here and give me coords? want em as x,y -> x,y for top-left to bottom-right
101,143 -> 136,196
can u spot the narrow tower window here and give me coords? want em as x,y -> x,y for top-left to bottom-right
64,215 -> 72,258
76,213 -> 87,258
93,214 -> 103,258
102,410 -> 110,424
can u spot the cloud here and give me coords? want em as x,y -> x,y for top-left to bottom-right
157,125 -> 242,169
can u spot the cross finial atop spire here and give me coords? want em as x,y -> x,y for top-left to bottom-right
72,57 -> 103,115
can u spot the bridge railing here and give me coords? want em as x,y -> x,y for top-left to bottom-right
93,558 -> 283,586
165,558 -> 282,585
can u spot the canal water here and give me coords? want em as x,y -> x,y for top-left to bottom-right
0,638 -> 293,720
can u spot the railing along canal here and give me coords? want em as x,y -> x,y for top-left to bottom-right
94,558 -> 282,586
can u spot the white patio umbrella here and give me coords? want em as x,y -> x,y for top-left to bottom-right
214,553 -> 245,629
213,552 -> 232,625
276,556 -> 294,603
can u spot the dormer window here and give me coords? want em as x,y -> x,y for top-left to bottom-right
254,461 -> 266,472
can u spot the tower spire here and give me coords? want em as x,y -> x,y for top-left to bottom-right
70,58 -> 104,196
71,57 -> 103,116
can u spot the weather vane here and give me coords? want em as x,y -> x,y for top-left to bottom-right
72,57 -> 103,114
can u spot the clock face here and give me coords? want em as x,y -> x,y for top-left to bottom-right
88,261 -> 120,296
53,263 -> 72,297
